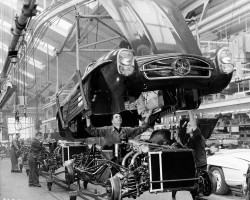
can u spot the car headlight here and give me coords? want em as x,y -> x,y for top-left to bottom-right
217,48 -> 234,74
242,182 -> 248,195
218,48 -> 232,64
221,63 -> 234,74
140,144 -> 149,153
117,49 -> 135,76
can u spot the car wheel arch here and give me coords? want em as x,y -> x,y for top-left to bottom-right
209,166 -> 229,195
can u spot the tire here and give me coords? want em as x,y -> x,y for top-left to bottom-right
246,191 -> 250,200
210,167 -> 229,195
43,160 -> 49,172
19,164 -> 23,171
65,167 -> 74,185
83,181 -> 88,189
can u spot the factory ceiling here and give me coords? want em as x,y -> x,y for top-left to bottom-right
0,0 -> 249,111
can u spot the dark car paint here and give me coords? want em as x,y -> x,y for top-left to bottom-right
81,52 -> 232,113
57,0 -> 233,138
100,0 -> 201,56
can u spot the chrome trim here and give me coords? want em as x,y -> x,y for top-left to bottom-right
150,177 -> 199,183
149,153 -> 153,192
122,151 -> 135,166
130,152 -> 142,167
117,49 -> 135,76
141,56 -> 212,80
140,66 -> 173,72
149,152 -> 164,193
172,58 -> 191,76
141,65 -> 213,72
159,151 -> 163,191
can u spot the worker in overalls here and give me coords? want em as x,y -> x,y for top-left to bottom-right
10,133 -> 22,173
28,132 -> 43,187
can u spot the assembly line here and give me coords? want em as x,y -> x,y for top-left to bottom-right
1,0 -> 250,200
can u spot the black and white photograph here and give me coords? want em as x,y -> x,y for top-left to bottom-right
0,0 -> 249,200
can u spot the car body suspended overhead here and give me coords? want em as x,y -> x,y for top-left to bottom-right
56,0 -> 234,138
100,0 -> 202,56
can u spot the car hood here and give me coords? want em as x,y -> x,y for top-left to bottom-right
208,149 -> 250,172
215,149 -> 250,161
100,0 -> 201,56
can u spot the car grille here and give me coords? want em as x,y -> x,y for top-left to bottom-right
141,56 -> 212,80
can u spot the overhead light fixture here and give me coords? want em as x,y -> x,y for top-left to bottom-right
8,50 -> 19,64
1,0 -> 17,10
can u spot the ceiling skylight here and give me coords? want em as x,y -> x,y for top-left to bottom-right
13,78 -> 27,86
0,20 -> 55,56
0,40 -> 45,70
37,6 -> 72,37
26,57 -> 45,70
1,0 -> 17,10
19,69 -> 35,79
25,34 -> 56,56
0,42 -> 8,52
50,18 -> 72,37
0,19 -> 12,31
86,1 -> 98,9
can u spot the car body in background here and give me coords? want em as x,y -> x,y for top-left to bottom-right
207,149 -> 250,197
206,138 -> 220,147
206,137 -> 239,148
221,138 -> 239,148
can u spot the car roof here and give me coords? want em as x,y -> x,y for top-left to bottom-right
101,0 -> 201,55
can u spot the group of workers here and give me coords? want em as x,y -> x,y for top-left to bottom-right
86,109 -> 207,170
10,131 -> 44,187
10,109 -> 206,190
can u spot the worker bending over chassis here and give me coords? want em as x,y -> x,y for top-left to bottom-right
86,109 -> 152,150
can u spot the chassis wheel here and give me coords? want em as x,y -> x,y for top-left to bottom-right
210,167 -> 229,195
198,170 -> 217,196
43,160 -> 49,172
47,181 -> 53,191
106,176 -> 121,200
65,167 -> 74,185
83,181 -> 88,189
19,164 -> 23,172
246,191 -> 250,200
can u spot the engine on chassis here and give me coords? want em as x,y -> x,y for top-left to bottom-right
66,140 -> 216,200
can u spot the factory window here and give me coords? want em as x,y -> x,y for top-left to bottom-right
7,117 -> 34,139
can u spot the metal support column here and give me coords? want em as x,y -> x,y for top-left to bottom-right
75,12 -> 89,111
195,19 -> 200,49
35,94 -> 39,131
56,51 -> 59,93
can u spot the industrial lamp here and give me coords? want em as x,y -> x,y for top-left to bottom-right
8,50 -> 18,64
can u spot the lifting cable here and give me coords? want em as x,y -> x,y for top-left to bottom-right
25,28 -> 37,89
47,42 -> 50,83
22,38 -> 27,118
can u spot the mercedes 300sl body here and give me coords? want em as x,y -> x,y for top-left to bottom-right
57,0 -> 233,138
